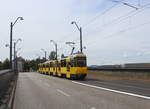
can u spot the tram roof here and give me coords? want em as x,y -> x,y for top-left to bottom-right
40,53 -> 86,64
69,53 -> 86,58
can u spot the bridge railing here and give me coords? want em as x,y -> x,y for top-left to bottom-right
0,69 -> 16,108
0,69 -> 12,75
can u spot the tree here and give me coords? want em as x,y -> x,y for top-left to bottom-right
61,54 -> 67,58
2,58 -> 10,69
23,57 -> 46,72
49,51 -> 56,60
0,61 -> 2,70
24,60 -> 30,72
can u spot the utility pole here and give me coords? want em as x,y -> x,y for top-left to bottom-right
9,17 -> 24,70
10,22 -> 13,69
71,21 -> 83,53
50,40 -> 57,60
14,42 -> 16,72
41,49 -> 47,61
13,38 -> 21,72
45,51 -> 47,61
80,27 -> 83,53
56,44 -> 57,60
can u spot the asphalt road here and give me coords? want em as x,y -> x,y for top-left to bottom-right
82,78 -> 150,97
14,72 -> 150,109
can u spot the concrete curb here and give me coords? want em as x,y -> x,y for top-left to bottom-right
7,75 -> 18,109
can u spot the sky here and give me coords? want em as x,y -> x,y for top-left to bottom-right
0,0 -> 150,65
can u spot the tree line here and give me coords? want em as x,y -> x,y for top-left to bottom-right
0,58 -> 10,70
0,51 -> 67,71
24,51 -> 67,72
24,57 -> 46,72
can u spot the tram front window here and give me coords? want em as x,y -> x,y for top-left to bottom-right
76,57 -> 86,67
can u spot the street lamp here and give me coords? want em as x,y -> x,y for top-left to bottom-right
14,39 -> 22,62
14,38 -> 22,72
10,17 -> 23,70
50,40 -> 57,60
71,21 -> 83,53
15,47 -> 22,73
5,44 -> 10,48
41,48 -> 47,61
16,48 -> 21,54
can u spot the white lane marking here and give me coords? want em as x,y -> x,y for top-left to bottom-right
94,81 -> 150,91
72,81 -> 150,100
56,89 -> 70,97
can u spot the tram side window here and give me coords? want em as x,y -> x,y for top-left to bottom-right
70,60 -> 74,67
50,63 -> 52,68
61,61 -> 63,67
48,64 -> 50,68
61,60 -> 66,67
64,60 -> 66,67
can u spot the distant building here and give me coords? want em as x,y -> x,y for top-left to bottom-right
16,57 -> 25,72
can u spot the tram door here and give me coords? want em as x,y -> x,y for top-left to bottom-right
55,61 -> 58,75
58,62 -> 61,72
67,62 -> 70,72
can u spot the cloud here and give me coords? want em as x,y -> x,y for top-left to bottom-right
0,0 -> 150,65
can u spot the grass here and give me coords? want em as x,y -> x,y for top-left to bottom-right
87,70 -> 150,82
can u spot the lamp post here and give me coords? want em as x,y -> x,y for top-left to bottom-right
41,48 -> 47,61
16,47 -> 22,72
71,21 -> 83,53
50,40 -> 57,60
14,38 -> 22,72
10,17 -> 23,70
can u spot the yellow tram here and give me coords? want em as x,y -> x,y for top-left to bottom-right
38,53 -> 87,80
